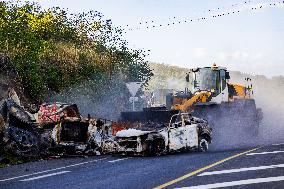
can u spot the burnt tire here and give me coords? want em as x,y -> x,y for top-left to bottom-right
146,139 -> 165,156
198,138 -> 209,152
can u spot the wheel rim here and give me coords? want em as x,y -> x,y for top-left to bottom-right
200,139 -> 208,152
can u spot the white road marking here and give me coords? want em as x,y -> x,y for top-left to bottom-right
272,143 -> 284,146
246,150 -> 284,156
198,164 -> 284,176
0,157 -> 107,182
175,176 -> 284,189
20,171 -> 70,182
108,157 -> 131,163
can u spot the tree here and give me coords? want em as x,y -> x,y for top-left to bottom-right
0,1 -> 152,102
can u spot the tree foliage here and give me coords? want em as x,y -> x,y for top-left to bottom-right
0,1 -> 152,102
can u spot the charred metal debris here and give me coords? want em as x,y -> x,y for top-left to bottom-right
0,94 -> 212,158
113,108 -> 212,156
0,97 -> 116,158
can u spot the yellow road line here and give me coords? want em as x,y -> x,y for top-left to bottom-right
153,147 -> 260,189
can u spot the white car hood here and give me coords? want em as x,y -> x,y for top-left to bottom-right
116,129 -> 152,137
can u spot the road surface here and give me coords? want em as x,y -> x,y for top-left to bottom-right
1,143 -> 284,189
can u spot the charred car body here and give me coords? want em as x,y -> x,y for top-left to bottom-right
0,98 -> 111,157
114,108 -> 212,156
38,102 -> 97,155
0,99 -> 41,157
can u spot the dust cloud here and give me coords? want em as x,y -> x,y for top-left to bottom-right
50,74 -> 131,121
211,72 -> 284,151
251,75 -> 284,144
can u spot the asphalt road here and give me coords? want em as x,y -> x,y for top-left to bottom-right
1,143 -> 284,189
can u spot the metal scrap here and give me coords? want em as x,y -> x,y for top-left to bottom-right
0,91 -> 116,157
113,113 -> 212,156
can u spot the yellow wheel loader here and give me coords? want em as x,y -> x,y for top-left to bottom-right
166,64 -> 262,139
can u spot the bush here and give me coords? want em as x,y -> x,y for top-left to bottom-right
0,1 -> 152,102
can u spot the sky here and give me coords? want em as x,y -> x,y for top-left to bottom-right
32,0 -> 284,77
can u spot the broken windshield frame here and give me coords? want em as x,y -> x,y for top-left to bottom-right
169,113 -> 191,128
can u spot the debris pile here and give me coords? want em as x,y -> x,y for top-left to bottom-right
114,112 -> 212,156
0,88 -> 212,160
0,89 -> 117,158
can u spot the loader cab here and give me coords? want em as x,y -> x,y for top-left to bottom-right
186,66 -> 230,97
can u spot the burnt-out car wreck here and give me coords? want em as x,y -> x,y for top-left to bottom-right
0,98 -> 114,157
114,109 -> 212,156
0,92 -> 212,158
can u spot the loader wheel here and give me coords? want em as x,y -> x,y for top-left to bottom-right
198,138 -> 209,152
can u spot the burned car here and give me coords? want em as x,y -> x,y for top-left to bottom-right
0,97 -> 110,157
0,99 -> 41,157
38,102 -> 97,155
114,112 -> 212,156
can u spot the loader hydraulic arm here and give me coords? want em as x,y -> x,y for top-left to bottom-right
172,91 -> 212,112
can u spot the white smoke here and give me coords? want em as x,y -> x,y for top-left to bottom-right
229,72 -> 284,145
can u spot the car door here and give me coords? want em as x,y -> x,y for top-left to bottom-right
168,115 -> 187,151
184,124 -> 198,148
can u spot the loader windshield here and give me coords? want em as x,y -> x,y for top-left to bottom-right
190,68 -> 218,92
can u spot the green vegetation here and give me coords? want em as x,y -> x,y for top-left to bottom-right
0,1 -> 152,102
0,150 -> 32,168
